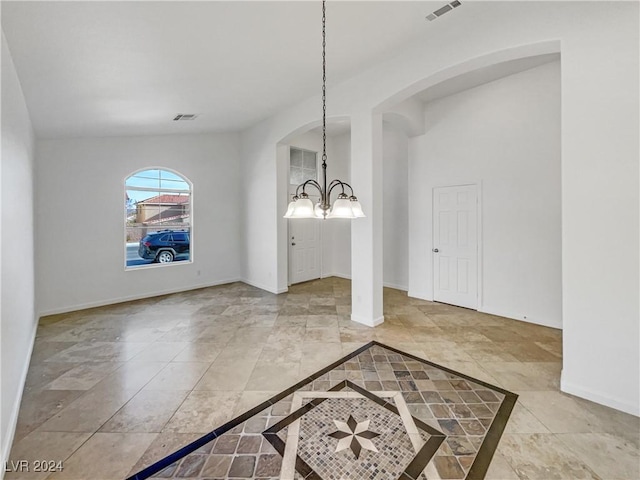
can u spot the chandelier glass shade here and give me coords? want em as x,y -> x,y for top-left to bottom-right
284,0 -> 365,220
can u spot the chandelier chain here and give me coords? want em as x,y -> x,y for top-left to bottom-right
282,0 -> 364,219
322,0 -> 327,167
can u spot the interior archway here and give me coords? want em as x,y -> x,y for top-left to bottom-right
276,117 -> 352,291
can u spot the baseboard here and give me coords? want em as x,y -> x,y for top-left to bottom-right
317,273 -> 407,293
240,278 -> 286,295
1,320 -> 38,477
322,272 -> 351,281
351,314 -> 385,328
478,305 -> 562,330
561,373 -> 640,417
37,277 -> 243,317
407,291 -> 433,302
383,282 -> 408,292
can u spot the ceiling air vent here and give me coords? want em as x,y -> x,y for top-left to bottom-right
426,0 -> 461,21
173,114 -> 198,121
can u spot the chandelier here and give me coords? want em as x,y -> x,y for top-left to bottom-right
284,0 -> 365,220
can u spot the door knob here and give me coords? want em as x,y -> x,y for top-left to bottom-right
292,242 -> 296,246
432,248 -> 439,253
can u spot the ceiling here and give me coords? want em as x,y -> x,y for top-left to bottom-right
2,1 -> 486,139
3,2 -> 557,141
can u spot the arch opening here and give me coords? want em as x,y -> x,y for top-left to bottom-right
276,116 -> 353,291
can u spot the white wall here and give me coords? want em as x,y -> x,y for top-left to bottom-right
239,3 -> 639,414
383,124 -> 409,291
409,61 -> 562,327
1,33 -> 36,469
35,133 -> 242,314
327,132 -> 352,279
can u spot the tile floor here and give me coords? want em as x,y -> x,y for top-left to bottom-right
140,342 -> 516,480
6,278 -> 640,479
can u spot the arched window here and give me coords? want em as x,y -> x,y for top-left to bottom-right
125,168 -> 192,268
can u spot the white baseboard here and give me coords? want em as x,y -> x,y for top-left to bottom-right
561,373 -> 640,417
351,314 -> 385,328
322,272 -> 351,281
37,277 -> 243,317
240,278 -> 286,295
318,273 -> 407,293
478,305 -> 562,330
383,282 -> 408,292
407,291 -> 433,302
1,320 -> 37,477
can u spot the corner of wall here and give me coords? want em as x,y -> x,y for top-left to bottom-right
0,323 -> 37,471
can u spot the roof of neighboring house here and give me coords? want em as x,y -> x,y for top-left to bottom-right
138,194 -> 189,205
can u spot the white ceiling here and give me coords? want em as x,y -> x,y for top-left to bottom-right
3,1 -> 554,140
3,1 -> 473,139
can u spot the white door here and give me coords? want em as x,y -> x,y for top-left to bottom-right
289,218 -> 321,285
433,184 -> 478,309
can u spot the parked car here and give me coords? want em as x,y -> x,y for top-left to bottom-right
138,230 -> 190,263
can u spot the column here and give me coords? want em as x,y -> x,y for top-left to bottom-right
350,111 -> 384,327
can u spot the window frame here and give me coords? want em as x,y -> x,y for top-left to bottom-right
124,167 -> 193,270
289,147 -> 319,186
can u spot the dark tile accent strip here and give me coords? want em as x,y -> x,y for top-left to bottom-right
128,341 -> 516,480
262,431 -> 316,478
372,341 -> 515,396
373,341 -> 519,480
342,382 -> 447,480
465,390 -> 518,479
263,379 -> 445,480
263,381 -> 347,437
126,343 -> 376,479
344,380 -> 444,437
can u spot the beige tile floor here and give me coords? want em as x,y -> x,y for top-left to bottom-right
6,278 -> 639,480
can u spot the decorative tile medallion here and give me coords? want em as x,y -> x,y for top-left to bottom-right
265,382 -> 446,480
128,342 -> 517,480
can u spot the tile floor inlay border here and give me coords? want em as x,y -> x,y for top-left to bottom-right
127,341 -> 517,480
